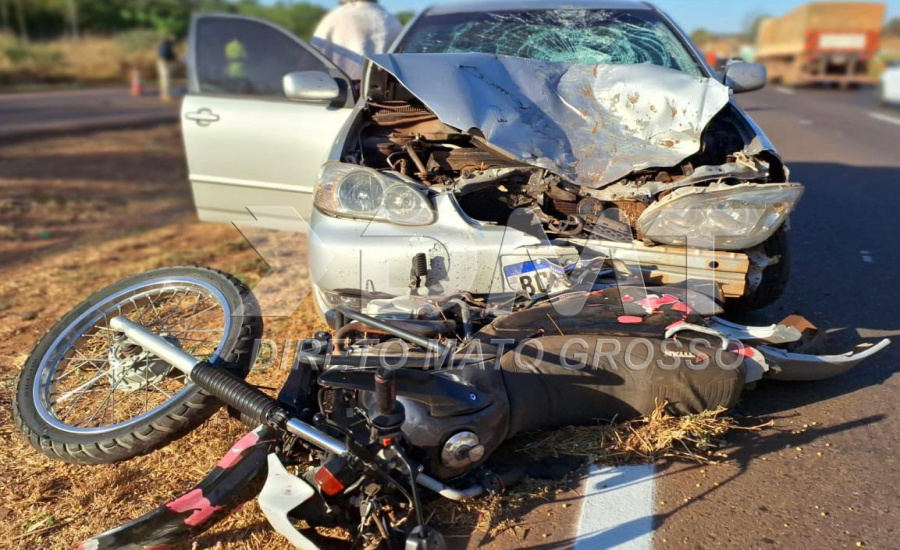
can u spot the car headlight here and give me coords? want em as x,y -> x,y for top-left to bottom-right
315,163 -> 435,225
636,183 -> 804,250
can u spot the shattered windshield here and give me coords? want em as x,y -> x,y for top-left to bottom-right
398,9 -> 703,76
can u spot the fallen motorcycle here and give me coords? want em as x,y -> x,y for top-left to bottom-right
13,267 -> 888,549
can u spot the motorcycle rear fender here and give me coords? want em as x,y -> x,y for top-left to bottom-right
708,315 -> 891,382
759,339 -> 891,382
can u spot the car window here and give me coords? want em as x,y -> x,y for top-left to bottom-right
194,17 -> 330,97
397,9 -> 703,76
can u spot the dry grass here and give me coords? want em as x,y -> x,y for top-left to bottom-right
519,402 -> 772,465
0,124 -> 192,266
429,477 -> 573,539
0,31 -> 170,86
0,124 -> 329,548
428,403 -> 770,539
0,220 -> 329,548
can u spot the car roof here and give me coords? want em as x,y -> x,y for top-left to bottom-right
423,0 -> 655,16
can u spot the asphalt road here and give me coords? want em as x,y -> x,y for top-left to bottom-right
0,86 -> 179,140
652,87 -> 900,549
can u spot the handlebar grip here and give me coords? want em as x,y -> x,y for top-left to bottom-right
190,362 -> 283,427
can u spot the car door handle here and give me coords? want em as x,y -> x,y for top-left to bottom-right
185,108 -> 220,126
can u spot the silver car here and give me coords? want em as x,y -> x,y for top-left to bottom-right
181,1 -> 798,320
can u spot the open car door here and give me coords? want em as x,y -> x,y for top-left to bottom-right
183,14 -> 355,231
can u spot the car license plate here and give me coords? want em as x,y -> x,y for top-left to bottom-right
503,258 -> 566,297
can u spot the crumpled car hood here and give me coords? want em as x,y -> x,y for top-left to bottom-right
368,53 -> 731,188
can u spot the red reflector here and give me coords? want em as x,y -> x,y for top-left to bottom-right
313,466 -> 345,496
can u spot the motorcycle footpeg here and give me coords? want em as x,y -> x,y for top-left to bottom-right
405,525 -> 448,550
482,467 -> 527,496
371,367 -> 407,442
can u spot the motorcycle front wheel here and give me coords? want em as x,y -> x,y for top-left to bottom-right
13,267 -> 262,464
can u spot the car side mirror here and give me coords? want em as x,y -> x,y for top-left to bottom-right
723,60 -> 767,94
283,71 -> 341,102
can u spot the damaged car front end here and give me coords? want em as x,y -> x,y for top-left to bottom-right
311,50 -> 797,319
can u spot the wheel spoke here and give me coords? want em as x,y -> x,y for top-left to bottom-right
78,371 -> 128,427
38,279 -> 231,433
142,355 -> 151,415
54,367 -> 118,404
147,381 -> 175,399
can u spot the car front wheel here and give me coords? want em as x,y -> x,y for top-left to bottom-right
726,227 -> 791,314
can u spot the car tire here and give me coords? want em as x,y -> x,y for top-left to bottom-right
726,227 -> 791,314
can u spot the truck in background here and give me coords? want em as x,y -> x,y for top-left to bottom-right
700,36 -> 756,71
756,2 -> 886,87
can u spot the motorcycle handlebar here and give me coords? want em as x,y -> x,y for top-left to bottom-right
109,317 -> 482,501
110,316 -> 280,426
109,316 -> 348,455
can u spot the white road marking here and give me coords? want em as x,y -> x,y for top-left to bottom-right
869,112 -> 900,127
798,119 -> 814,126
861,250 -> 874,264
574,464 -> 656,550
775,86 -> 796,95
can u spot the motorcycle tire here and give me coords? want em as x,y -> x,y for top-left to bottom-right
726,227 -> 791,314
13,267 -> 262,465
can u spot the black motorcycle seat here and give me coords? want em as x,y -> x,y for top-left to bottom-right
500,334 -> 745,435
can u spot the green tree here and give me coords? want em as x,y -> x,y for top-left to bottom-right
743,13 -> 770,42
885,17 -> 900,37
65,0 -> 79,39
396,10 -> 415,26
2,0 -> 328,40
12,0 -> 27,42
1,0 -> 11,34
120,0 -> 196,36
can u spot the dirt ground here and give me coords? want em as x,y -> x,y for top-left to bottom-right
0,125 -> 746,550
0,124 -> 589,550
0,124 -> 331,549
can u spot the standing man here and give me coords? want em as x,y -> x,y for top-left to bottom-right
311,0 -> 403,82
157,34 -> 177,102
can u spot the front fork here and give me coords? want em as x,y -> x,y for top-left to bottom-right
82,317 -> 469,550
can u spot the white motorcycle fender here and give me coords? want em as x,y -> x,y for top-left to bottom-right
258,453 -> 320,550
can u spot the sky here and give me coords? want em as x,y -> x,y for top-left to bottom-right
291,0 -> 900,33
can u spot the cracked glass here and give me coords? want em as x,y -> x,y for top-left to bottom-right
398,8 -> 703,76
